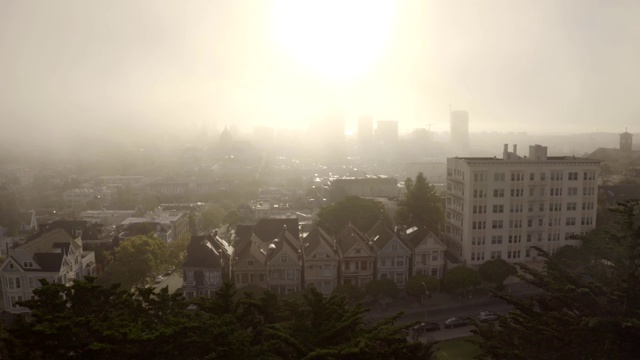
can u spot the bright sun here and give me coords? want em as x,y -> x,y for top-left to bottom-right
272,0 -> 395,83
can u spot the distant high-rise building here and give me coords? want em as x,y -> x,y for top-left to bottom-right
375,120 -> 398,144
358,114 -> 373,144
620,130 -> 633,152
450,110 -> 469,155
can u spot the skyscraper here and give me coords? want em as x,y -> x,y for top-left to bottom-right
357,114 -> 373,145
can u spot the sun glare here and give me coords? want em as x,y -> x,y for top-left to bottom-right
272,0 -> 395,83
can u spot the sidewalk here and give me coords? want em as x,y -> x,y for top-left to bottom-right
365,281 -> 540,321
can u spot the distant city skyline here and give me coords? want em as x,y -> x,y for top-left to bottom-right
1,0 -> 640,148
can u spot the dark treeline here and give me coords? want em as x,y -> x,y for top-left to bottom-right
1,280 -> 432,360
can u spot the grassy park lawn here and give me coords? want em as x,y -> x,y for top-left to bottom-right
434,336 -> 482,360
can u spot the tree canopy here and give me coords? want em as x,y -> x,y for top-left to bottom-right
473,200 -> 640,359
478,259 -> 517,289
316,196 -> 391,235
4,279 -> 433,360
395,173 -> 443,232
405,275 -> 439,300
98,234 -> 167,289
443,266 -> 481,295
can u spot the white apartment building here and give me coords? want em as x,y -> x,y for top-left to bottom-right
445,144 -> 600,265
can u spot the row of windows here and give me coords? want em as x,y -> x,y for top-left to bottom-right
472,171 -> 597,183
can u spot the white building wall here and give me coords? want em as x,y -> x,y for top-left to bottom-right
446,146 -> 600,265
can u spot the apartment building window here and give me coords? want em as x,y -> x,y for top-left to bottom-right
493,189 -> 505,197
528,219 -> 533,228
510,204 -> 523,213
539,203 -> 545,212
492,220 -> 503,229
493,204 -> 504,213
509,220 -> 522,229
540,172 -> 546,181
565,232 -> 575,241
566,202 -> 577,211
583,187 -> 595,196
511,173 -> 524,181
539,188 -> 545,196
529,173 -> 535,181
568,187 -> 577,196
491,251 -> 502,260
491,235 -> 503,244
527,234 -> 532,242
494,173 -> 505,181
473,173 -> 486,182
550,171 -> 564,181
583,171 -> 595,181
568,172 -> 578,180
538,219 -> 544,226
510,189 -> 524,197
528,203 -> 534,212
566,217 -> 576,226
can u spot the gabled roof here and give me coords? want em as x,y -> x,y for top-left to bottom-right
401,226 -> 446,250
182,235 -> 223,269
32,253 -> 64,272
266,227 -> 301,263
253,218 -> 299,242
366,218 -> 396,250
303,226 -> 335,256
335,223 -> 371,256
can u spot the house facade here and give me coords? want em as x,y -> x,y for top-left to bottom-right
182,234 -> 225,300
336,224 -> 375,287
302,226 -> 339,295
0,229 -> 96,313
265,226 -> 302,295
367,219 -> 412,288
402,226 -> 447,279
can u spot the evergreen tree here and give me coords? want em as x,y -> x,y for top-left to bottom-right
396,173 -> 443,231
473,200 -> 640,359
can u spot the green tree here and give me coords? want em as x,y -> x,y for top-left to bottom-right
317,196 -> 391,235
365,278 -> 399,299
443,266 -> 481,295
98,234 -> 167,289
405,275 -> 439,301
201,204 -> 227,231
473,200 -> 640,360
332,283 -> 366,304
478,259 -> 517,289
396,172 -> 444,231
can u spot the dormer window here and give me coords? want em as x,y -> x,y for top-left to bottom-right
9,263 -> 14,269
23,262 -> 33,268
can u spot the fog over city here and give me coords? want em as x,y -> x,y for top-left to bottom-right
2,0 -> 640,158
3,2 -> 640,358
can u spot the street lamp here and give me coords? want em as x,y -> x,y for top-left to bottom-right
422,282 -> 429,321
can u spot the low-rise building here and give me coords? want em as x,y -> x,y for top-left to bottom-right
401,226 -> 447,279
0,229 -> 96,313
182,234 -> 226,299
367,219 -> 412,288
336,223 -> 375,287
302,226 -> 339,295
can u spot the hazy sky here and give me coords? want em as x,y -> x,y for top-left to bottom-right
1,0 -> 640,145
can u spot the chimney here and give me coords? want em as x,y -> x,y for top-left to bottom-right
503,144 -> 509,159
513,144 -> 517,155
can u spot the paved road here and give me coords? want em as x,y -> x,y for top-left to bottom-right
153,272 -> 183,294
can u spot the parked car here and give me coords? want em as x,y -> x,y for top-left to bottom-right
414,322 -> 441,333
155,275 -> 164,284
478,311 -> 499,322
163,266 -> 176,277
444,317 -> 470,329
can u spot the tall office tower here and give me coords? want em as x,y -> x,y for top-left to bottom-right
357,114 -> 373,144
450,110 -> 469,155
445,144 -> 600,265
375,120 -> 399,144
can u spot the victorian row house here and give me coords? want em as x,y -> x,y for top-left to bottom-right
0,228 -> 96,313
181,231 -> 231,300
215,218 -> 447,298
